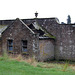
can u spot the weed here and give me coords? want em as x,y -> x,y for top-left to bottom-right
2,50 -> 9,60
24,56 -> 37,66
37,63 -> 54,68
62,61 -> 69,71
15,54 -> 23,61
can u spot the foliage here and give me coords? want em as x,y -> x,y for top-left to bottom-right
67,15 -> 71,24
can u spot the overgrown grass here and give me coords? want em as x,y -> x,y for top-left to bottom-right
0,55 -> 75,75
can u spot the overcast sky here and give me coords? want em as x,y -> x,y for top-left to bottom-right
0,0 -> 75,23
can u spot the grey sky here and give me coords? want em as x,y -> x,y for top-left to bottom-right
0,0 -> 75,23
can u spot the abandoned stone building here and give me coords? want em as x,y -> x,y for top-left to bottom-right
0,16 -> 75,61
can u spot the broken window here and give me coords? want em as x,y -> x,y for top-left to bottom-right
8,40 -> 13,51
22,40 -> 27,52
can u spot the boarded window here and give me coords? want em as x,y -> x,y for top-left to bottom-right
22,40 -> 27,52
8,40 -> 13,51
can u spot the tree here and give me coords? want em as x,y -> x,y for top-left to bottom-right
67,15 -> 71,24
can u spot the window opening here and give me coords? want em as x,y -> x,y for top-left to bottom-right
8,40 -> 13,51
22,40 -> 27,52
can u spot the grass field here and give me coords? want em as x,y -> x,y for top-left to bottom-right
0,56 -> 75,75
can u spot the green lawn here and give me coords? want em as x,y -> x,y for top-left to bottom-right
0,57 -> 75,75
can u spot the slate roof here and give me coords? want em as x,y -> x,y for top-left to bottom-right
22,18 -> 59,25
0,18 -> 59,25
28,19 -> 56,39
0,18 -> 57,39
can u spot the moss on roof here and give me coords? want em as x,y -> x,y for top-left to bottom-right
35,21 -> 56,39
44,33 -> 56,39
0,25 -> 8,33
0,25 -> 7,29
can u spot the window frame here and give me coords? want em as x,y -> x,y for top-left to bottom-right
7,39 -> 13,52
22,40 -> 28,53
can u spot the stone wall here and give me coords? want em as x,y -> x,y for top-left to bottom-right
40,20 -> 75,61
36,18 -> 75,61
1,18 -> 75,61
1,19 -> 39,58
55,25 -> 75,61
39,39 -> 55,61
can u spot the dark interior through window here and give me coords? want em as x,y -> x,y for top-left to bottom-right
22,40 -> 27,52
8,40 -> 13,51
